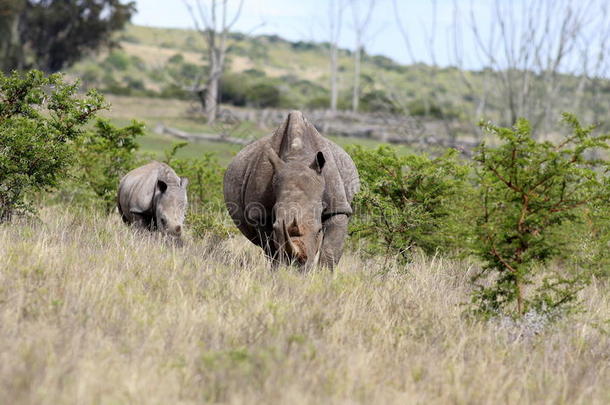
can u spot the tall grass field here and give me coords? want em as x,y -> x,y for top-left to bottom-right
1,207 -> 607,404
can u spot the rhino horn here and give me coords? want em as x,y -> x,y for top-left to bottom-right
282,219 -> 301,258
288,217 -> 301,236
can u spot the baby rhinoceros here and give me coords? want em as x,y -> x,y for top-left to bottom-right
118,161 -> 188,237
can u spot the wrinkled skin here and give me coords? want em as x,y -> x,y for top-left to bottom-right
224,110 -> 360,269
269,149 -> 326,268
117,161 -> 188,238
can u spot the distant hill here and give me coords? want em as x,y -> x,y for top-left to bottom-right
67,25 -> 475,116
67,24 -> 610,131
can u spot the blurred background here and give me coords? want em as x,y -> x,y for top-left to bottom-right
2,0 -> 609,160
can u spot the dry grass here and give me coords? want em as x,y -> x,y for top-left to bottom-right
0,207 -> 608,404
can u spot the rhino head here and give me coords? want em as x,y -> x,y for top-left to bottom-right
154,176 -> 189,237
267,147 -> 326,269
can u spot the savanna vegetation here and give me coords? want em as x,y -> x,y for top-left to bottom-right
64,24 -> 610,131
1,67 -> 609,403
1,206 -> 608,404
1,0 -> 610,401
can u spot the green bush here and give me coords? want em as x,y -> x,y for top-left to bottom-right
104,51 -> 130,71
348,145 -> 472,263
306,95 -> 331,110
560,204 -> 610,280
243,68 -> 266,78
291,41 -> 319,52
159,83 -> 192,100
74,119 -> 144,212
130,55 -> 146,71
407,99 -> 443,118
245,83 -> 280,108
164,58 -> 205,99
80,65 -> 104,89
0,70 -> 105,220
221,73 -> 248,106
471,114 -> 610,317
125,76 -> 146,91
367,55 -> 405,72
360,90 -> 401,113
168,53 -> 185,64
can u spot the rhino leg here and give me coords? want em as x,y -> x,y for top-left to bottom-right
320,214 -> 349,269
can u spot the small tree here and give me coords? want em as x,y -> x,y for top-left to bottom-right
184,0 -> 245,124
1,0 -> 135,73
75,119 -> 144,212
472,114 -> 610,317
326,0 -> 347,112
0,70 -> 105,220
348,0 -> 375,112
349,145 -> 471,263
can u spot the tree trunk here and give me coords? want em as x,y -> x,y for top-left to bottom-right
352,45 -> 361,112
330,44 -> 339,111
205,42 -> 224,125
205,69 -> 220,124
0,1 -> 24,72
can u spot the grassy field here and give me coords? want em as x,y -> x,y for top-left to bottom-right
1,206 -> 608,404
101,95 -> 413,164
101,95 -> 250,163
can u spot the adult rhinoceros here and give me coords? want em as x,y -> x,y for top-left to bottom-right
118,161 -> 188,237
224,111 -> 359,269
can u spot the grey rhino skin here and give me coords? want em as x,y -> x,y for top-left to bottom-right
224,110 -> 360,269
117,161 -> 188,237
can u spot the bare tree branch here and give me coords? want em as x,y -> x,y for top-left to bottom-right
392,0 -> 416,63
349,0 -> 376,112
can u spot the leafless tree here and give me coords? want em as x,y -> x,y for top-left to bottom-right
349,0 -> 375,112
575,2 -> 610,126
184,0 -> 245,124
451,0 -> 610,131
328,0 -> 347,112
393,0 -> 461,144
391,0 -> 610,138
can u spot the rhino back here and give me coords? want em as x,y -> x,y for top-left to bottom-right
224,137 -> 276,243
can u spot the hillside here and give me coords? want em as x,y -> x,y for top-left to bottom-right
63,24 -> 610,160
70,24 -> 457,112
69,25 -> 610,124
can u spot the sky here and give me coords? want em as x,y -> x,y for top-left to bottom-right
131,0 -> 610,74
131,0 -> 483,68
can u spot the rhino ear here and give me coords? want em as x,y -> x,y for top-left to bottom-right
180,177 -> 189,188
157,179 -> 168,193
310,151 -> 325,174
266,147 -> 285,171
